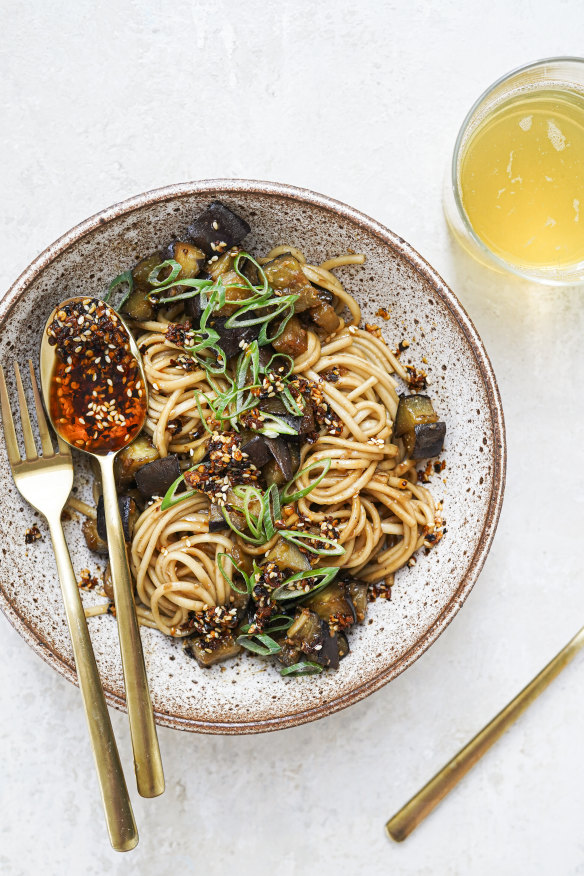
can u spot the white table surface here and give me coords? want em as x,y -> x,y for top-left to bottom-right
1,2 -> 583,874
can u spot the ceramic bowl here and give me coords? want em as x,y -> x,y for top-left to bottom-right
0,180 -> 506,733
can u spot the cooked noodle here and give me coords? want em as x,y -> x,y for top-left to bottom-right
128,248 -> 440,636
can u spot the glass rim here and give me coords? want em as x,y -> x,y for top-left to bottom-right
450,56 -> 584,283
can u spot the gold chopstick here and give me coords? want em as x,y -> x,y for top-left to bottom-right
386,623 -> 584,841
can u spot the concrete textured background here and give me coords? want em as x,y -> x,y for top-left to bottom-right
1,2 -> 584,874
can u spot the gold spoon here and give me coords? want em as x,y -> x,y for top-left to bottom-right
40,296 -> 164,799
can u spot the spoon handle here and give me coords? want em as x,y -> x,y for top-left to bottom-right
99,455 -> 165,798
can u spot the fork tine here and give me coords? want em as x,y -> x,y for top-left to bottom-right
28,360 -> 54,457
0,364 -> 21,466
14,362 -> 38,460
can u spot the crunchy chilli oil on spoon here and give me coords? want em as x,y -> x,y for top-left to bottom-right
40,296 -> 164,799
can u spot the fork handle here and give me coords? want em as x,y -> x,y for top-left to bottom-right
99,455 -> 164,798
47,519 -> 138,851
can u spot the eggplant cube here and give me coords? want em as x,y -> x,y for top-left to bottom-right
96,494 -> 138,543
407,421 -> 446,459
264,436 -> 294,482
184,635 -> 242,667
394,394 -> 437,438
240,433 -> 272,468
187,202 -> 250,258
135,455 -> 181,499
210,317 -> 260,359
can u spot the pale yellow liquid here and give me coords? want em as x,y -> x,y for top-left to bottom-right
460,89 -> 584,269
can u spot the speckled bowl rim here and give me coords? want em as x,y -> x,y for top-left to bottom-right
0,179 -> 506,734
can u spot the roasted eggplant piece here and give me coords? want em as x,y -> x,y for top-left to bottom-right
264,437 -> 294,482
242,431 -> 298,486
204,249 -> 240,281
135,455 -> 181,499
82,516 -> 108,556
183,634 -> 242,667
187,202 -> 250,258
262,441 -> 300,487
337,631 -> 350,660
258,398 -> 302,434
229,586 -> 250,613
257,345 -> 288,373
229,543 -> 254,577
305,582 -> 357,627
286,608 -> 341,669
208,504 -> 228,532
403,421 -> 446,459
208,316 -> 260,358
272,315 -> 308,356
168,241 -> 205,280
96,494 -> 139,543
344,579 -> 368,623
185,291 -> 203,323
394,394 -> 445,460
132,252 -> 163,288
298,400 -> 316,439
208,500 -> 246,535
276,639 -> 302,667
215,273 -> 255,316
114,435 -> 159,488
120,253 -> 162,321
310,301 -> 341,334
262,458 -> 286,487
263,254 -> 320,312
393,394 -> 438,438
103,563 -> 113,600
265,538 -> 311,573
240,432 -> 272,468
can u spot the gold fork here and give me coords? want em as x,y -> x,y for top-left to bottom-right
0,360 -> 138,852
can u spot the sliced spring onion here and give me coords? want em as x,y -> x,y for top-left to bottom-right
216,551 -> 252,595
156,278 -> 213,304
220,504 -> 263,545
280,661 -> 323,677
264,615 -> 294,633
280,530 -> 345,557
104,270 -> 134,309
281,387 -> 304,416
279,458 -> 332,504
271,567 -> 339,601
262,484 -> 281,542
233,251 -> 269,296
236,633 -> 281,656
148,259 -> 182,287
160,472 -> 198,511
255,412 -> 299,437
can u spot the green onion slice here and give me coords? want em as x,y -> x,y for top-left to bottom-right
216,551 -> 253,595
271,567 -> 339,601
279,458 -> 332,504
280,661 -> 323,676
104,270 -> 134,310
148,259 -> 182,287
280,530 -> 345,557
160,471 -> 198,511
236,633 -> 281,656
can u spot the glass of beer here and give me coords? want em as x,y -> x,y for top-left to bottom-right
444,57 -> 584,284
